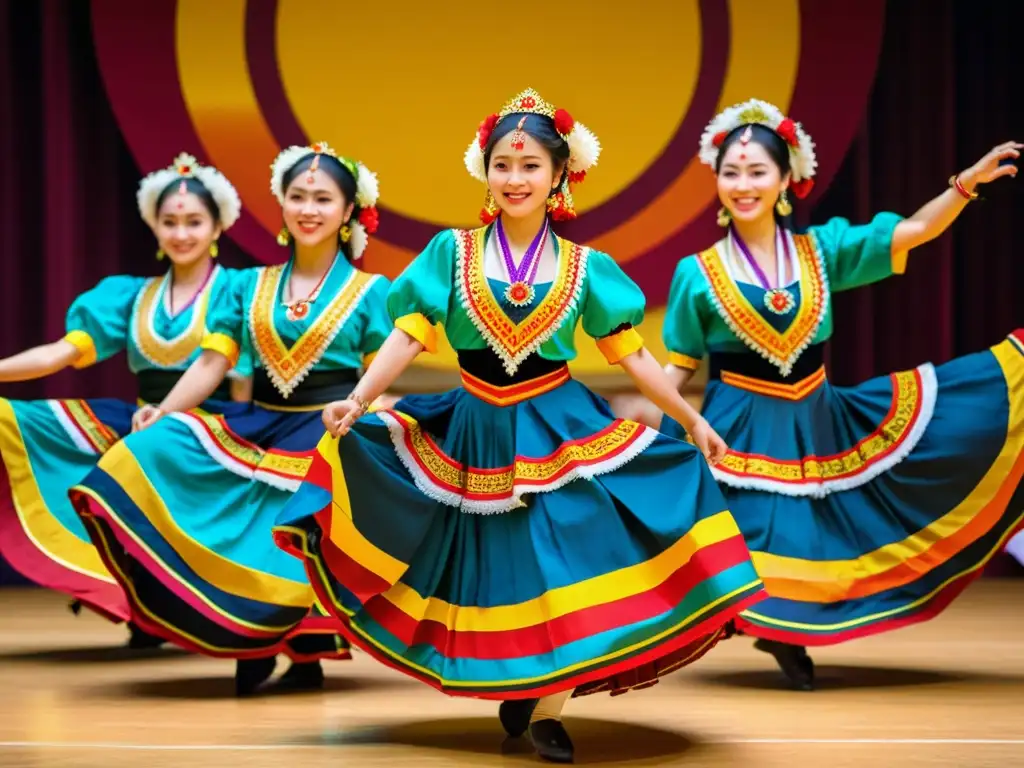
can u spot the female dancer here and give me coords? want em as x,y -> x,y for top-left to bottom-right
69,143 -> 392,694
650,99 -> 1023,689
0,153 -> 247,645
272,89 -> 766,763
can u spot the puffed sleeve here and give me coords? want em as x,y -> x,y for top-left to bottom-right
63,275 -> 147,368
228,341 -> 254,380
661,256 -> 707,371
200,266 -> 256,367
812,212 -> 907,293
580,250 -> 646,365
359,275 -> 393,368
385,229 -> 456,354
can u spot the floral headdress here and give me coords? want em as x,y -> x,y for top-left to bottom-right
464,87 -> 601,223
136,152 -> 242,230
698,98 -> 817,199
270,142 -> 380,260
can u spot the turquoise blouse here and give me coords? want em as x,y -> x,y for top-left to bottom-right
386,225 -> 646,371
63,265 -> 251,377
662,213 -> 905,373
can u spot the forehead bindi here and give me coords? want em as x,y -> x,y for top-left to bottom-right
159,192 -> 208,218
492,134 -> 547,163
722,141 -> 772,168
289,169 -> 338,196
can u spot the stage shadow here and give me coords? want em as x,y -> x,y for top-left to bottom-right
0,644 -> 191,663
297,716 -> 717,765
111,672 -> 408,700
692,664 -> 1023,691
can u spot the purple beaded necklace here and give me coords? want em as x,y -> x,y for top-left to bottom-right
730,225 -> 797,316
495,216 -> 550,307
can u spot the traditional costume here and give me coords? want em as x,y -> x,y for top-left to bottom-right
68,144 -> 390,692
273,90 -> 765,760
660,99 -> 1024,687
0,153 -> 245,633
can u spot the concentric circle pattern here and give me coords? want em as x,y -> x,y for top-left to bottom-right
92,0 -> 885,372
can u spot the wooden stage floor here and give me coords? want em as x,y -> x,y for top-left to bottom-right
1,582 -> 1022,767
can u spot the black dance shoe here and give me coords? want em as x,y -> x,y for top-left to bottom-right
754,638 -> 815,691
235,656 -> 277,697
529,719 -> 575,763
126,622 -> 166,649
273,661 -> 325,692
498,698 -> 538,738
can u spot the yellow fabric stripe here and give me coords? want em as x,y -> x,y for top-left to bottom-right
744,511 -> 1024,631
668,352 -> 701,371
751,338 -> 1024,601
720,366 -> 826,400
320,424 -> 745,630
320,432 -> 407,584
460,368 -> 569,406
394,313 -> 437,353
347,579 -> 760,689
80,492 -> 299,635
362,350 -> 378,369
595,327 -> 644,365
0,399 -> 115,581
100,441 -> 313,608
892,247 -> 910,275
64,330 -> 97,369
200,332 -> 240,367
383,512 -> 741,632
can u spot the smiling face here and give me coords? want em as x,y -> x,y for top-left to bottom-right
716,138 -> 790,225
486,132 -> 563,220
282,169 -> 354,248
155,191 -> 220,266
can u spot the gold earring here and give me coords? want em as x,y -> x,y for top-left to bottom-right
209,240 -> 219,258
339,224 -> 352,243
775,190 -> 792,217
276,227 -> 290,246
156,248 -> 165,260
716,207 -> 731,228
479,190 -> 500,224
546,178 -> 577,221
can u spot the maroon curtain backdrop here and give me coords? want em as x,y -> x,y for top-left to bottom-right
0,2 -> 250,404
814,1 -> 1024,382
1,1 -> 1021,584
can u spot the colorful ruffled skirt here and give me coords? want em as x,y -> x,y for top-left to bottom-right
273,358 -> 766,700
0,397 -> 135,620
68,390 -> 351,662
660,331 -> 1024,645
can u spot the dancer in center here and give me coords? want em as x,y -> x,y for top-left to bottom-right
274,88 -> 766,763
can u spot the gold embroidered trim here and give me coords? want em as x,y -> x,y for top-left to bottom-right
717,369 -> 924,483
62,400 -> 118,453
132,267 -> 217,368
698,234 -> 828,377
391,412 -> 648,500
248,266 -> 377,399
259,450 -> 315,480
185,410 -> 312,481
455,228 -> 587,376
